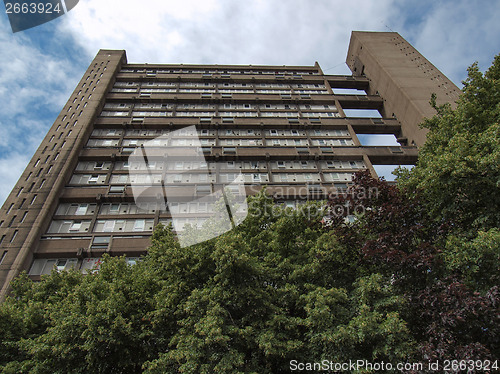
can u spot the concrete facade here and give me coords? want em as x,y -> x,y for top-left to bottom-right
346,31 -> 460,146
0,32 -> 459,300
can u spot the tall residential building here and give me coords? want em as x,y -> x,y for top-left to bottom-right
0,31 -> 459,300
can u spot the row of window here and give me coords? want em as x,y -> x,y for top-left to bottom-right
57,203 -> 148,216
55,196 -> 326,218
76,160 -> 364,172
86,137 -> 353,148
111,88 -> 328,95
69,171 -> 354,186
101,111 -> 340,119
92,183 -> 348,196
119,68 -> 319,76
29,257 -> 139,276
101,111 -> 340,118
46,217 -> 204,235
84,145 -> 350,156
55,202 -> 215,216
90,128 -> 349,137
115,82 -> 325,89
104,103 -> 336,110
47,219 -> 154,234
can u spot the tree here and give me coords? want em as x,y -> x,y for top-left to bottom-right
327,170 -> 499,365
0,192 -> 415,373
396,54 -> 500,233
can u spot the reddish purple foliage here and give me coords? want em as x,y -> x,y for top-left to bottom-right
327,170 -> 499,363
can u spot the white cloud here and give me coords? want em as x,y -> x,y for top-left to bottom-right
398,0 -> 500,86
0,18 -> 85,203
59,0 -> 396,67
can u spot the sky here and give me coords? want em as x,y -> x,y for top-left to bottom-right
0,0 -> 499,204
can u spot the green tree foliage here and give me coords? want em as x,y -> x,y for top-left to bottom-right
0,192 -> 415,373
327,171 -> 499,365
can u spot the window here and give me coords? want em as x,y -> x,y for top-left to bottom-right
109,186 -> 125,193
91,236 -> 110,249
20,211 -> 28,223
69,221 -> 82,231
75,204 -> 88,215
0,250 -> 7,265
7,216 -> 16,227
196,185 -> 211,194
88,175 -> 99,184
103,220 -> 115,232
126,258 -> 139,266
81,258 -> 102,274
109,204 -> 120,213
277,161 -> 286,169
56,259 -> 68,271
29,258 -> 77,275
133,219 -> 145,231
